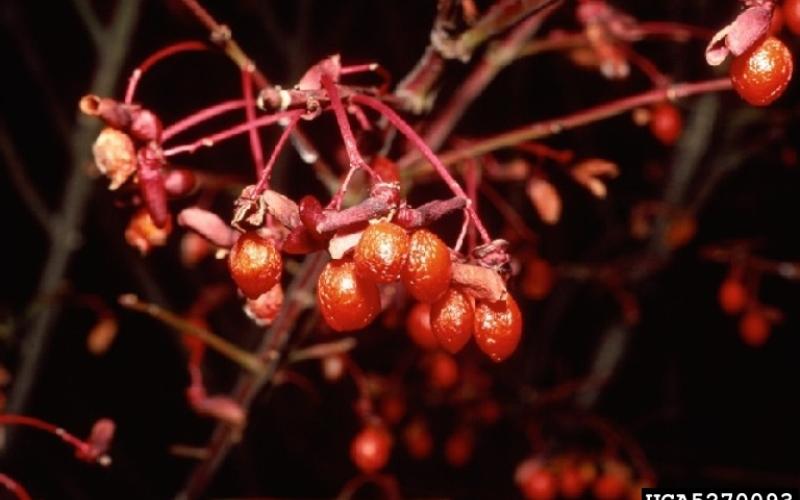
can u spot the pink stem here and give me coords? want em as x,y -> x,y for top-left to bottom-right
351,94 -> 491,243
162,99 -> 248,142
125,41 -> 208,104
241,69 -> 265,176
253,111 -> 303,195
0,474 -> 32,500
163,111 -> 296,157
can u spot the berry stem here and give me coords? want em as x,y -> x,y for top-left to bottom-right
162,110 -> 296,157
350,94 -> 492,244
125,41 -> 208,104
118,294 -> 266,375
241,68 -> 266,177
161,99 -> 248,142
320,73 -> 376,210
426,77 -> 732,169
0,414 -> 103,464
287,337 -> 357,363
253,111 -> 303,195
0,474 -> 32,500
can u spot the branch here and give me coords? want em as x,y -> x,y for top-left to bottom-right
70,0 -> 105,47
3,0 -> 142,448
0,122 -> 52,234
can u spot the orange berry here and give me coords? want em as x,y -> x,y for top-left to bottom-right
559,466 -> 587,499
718,278 -> 747,315
593,473 -> 628,500
125,208 -> 172,255
406,302 -> 438,349
350,425 -> 392,473
730,36 -> 793,106
649,103 -> 683,145
430,288 -> 474,354
228,232 -> 282,299
354,221 -> 410,283
317,259 -> 381,332
739,309 -> 771,347
474,295 -> 523,362
402,229 -> 452,303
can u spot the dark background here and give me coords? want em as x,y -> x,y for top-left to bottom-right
0,1 -> 798,499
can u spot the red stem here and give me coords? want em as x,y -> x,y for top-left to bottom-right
0,474 -> 32,500
0,414 -> 88,453
163,110 -> 296,157
350,94 -> 491,244
241,68 -> 265,177
433,78 -> 733,167
125,41 -> 208,104
320,74 -> 375,209
161,99 -> 248,142
253,111 -> 303,195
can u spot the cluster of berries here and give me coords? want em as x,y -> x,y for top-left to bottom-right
516,455 -> 647,500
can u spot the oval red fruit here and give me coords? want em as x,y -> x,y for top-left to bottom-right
430,288 -> 474,354
474,295 -> 523,362
730,36 -> 793,106
350,425 -> 393,473
354,221 -> 410,283
228,232 -> 282,299
317,259 -> 381,332
402,229 -> 452,303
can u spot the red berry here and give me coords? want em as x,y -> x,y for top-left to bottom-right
593,473 -> 628,500
559,466 -> 587,499
785,0 -> 800,35
718,278 -> 748,315
444,428 -> 473,467
649,103 -> 683,145
403,418 -> 433,460
730,36 -> 793,106
406,302 -> 438,349
354,221 -> 410,283
430,288 -> 474,354
474,295 -> 523,362
426,351 -> 460,390
317,259 -> 381,332
350,425 -> 393,473
379,394 -> 406,425
522,468 -> 557,500
402,229 -> 452,303
521,257 -> 554,300
739,309 -> 771,347
228,232 -> 282,299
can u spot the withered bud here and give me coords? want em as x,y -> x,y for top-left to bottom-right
93,128 -> 137,190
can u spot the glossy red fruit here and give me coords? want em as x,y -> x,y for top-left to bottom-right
649,103 -> 683,145
474,295 -> 523,362
379,393 -> 406,425
730,36 -> 793,106
403,418 -> 433,460
228,232 -> 282,299
406,302 -> 438,349
354,221 -> 410,283
559,466 -> 587,499
350,425 -> 393,473
444,428 -> 473,467
402,229 -> 452,303
521,468 -> 557,500
739,309 -> 771,347
784,0 -> 800,35
430,288 -> 474,354
317,259 -> 381,332
593,473 -> 628,500
718,277 -> 747,315
427,351 -> 459,390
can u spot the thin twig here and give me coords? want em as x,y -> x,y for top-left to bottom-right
0,122 -> 52,234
